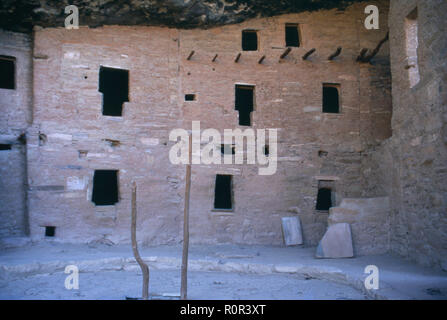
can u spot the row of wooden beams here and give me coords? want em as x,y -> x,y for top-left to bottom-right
186,39 -> 386,63
357,32 -> 389,63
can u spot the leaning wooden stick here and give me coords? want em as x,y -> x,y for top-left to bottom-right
181,134 -> 192,300
131,181 -> 149,300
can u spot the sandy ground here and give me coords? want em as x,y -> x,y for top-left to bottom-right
0,269 -> 368,300
0,241 -> 446,300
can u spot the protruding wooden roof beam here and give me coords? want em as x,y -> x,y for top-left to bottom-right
186,50 -> 195,60
302,48 -> 316,60
234,53 -> 241,63
280,47 -> 292,60
360,32 -> 389,63
356,48 -> 368,62
328,47 -> 342,60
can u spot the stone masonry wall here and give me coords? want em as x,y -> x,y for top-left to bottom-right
26,1 -> 391,246
363,0 -> 447,270
0,30 -> 32,238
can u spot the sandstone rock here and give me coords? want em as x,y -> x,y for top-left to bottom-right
0,0 -> 365,32
316,223 -> 354,259
281,217 -> 303,246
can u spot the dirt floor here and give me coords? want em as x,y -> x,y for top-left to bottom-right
0,241 -> 446,300
0,269 -> 368,300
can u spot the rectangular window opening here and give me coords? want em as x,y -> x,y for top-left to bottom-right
214,174 -> 233,210
185,94 -> 196,101
0,144 -> 12,151
235,85 -> 254,126
285,24 -> 300,47
316,181 -> 335,211
92,170 -> 119,206
322,83 -> 340,114
0,56 -> 16,90
45,226 -> 56,237
242,30 -> 258,51
98,66 -> 129,116
405,8 -> 420,88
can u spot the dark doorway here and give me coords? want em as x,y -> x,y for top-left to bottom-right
99,66 -> 129,116
285,24 -> 300,47
92,170 -> 119,206
316,188 -> 332,211
235,85 -> 254,126
214,174 -> 233,210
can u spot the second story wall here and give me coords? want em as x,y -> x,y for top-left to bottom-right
27,1 -> 391,246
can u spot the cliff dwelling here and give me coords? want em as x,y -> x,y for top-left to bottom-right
0,0 -> 446,301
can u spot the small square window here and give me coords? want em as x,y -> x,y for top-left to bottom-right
185,94 -> 196,101
45,226 -> 56,237
242,30 -> 258,51
0,56 -> 15,90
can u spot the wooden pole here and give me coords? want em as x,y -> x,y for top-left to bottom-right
258,55 -> 266,64
212,54 -> 218,62
180,134 -> 192,300
131,181 -> 149,300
